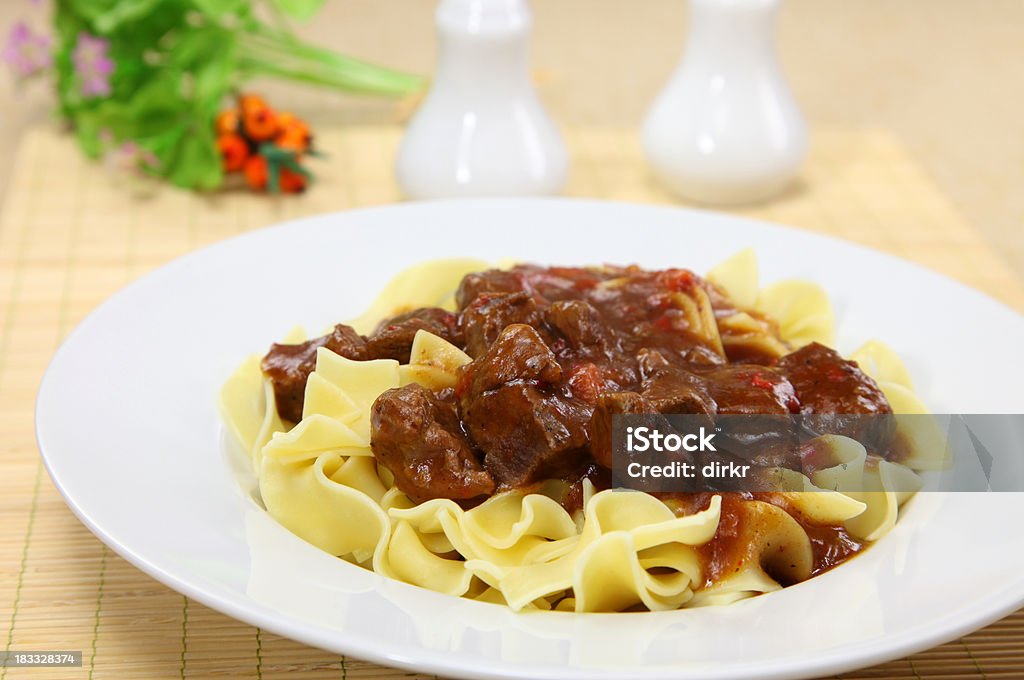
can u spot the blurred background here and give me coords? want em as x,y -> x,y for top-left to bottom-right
2,0 -> 1022,272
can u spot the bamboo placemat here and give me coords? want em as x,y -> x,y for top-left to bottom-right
1,125 -> 1022,680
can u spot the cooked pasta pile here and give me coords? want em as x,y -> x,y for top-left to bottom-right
220,252 -> 939,612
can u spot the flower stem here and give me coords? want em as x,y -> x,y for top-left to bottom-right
235,55 -> 417,97
237,23 -> 424,97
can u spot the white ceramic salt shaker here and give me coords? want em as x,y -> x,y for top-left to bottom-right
396,0 -> 568,199
642,0 -> 807,205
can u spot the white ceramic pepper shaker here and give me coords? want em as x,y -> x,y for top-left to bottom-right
642,0 -> 807,205
396,0 -> 568,199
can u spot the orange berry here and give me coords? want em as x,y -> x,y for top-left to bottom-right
275,112 -> 312,152
277,112 -> 310,135
276,111 -> 299,127
239,93 -> 268,113
217,134 -> 249,173
276,128 -> 311,154
279,166 -> 307,194
215,109 -> 240,136
243,106 -> 279,142
243,154 -> 268,191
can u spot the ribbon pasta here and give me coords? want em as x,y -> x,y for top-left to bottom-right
220,254 -> 933,612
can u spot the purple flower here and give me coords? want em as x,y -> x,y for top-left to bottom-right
100,132 -> 160,178
72,32 -> 114,98
2,22 -> 52,79
117,141 -> 159,171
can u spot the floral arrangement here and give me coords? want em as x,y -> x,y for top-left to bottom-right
3,0 -> 423,191
218,93 -> 314,193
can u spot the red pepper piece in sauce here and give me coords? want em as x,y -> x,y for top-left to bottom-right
658,269 -> 697,292
567,363 -> 603,404
653,314 -> 676,332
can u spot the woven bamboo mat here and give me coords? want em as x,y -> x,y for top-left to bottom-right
1,125 -> 1022,680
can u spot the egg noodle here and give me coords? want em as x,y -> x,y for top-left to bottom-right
219,251 -> 937,612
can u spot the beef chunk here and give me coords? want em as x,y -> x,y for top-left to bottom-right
776,342 -> 894,448
637,349 -> 716,415
642,369 -> 718,415
370,384 -> 494,502
456,324 -> 589,487
365,307 -> 462,363
587,392 -> 698,490
460,323 -> 561,399
261,324 -> 368,422
703,365 -> 798,415
455,269 -> 528,310
464,383 -> 592,487
545,300 -> 607,350
777,343 -> 891,414
641,360 -> 798,466
460,292 -> 542,358
588,391 -> 661,468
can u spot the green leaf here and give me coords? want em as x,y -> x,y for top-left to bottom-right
270,0 -> 326,21
193,0 -> 246,20
167,25 -> 237,105
164,121 -> 223,190
58,0 -> 119,24
93,0 -> 166,34
193,51 -> 236,106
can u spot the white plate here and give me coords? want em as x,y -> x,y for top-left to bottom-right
36,199 -> 1024,680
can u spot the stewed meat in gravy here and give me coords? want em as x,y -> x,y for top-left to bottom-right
261,264 -> 894,578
